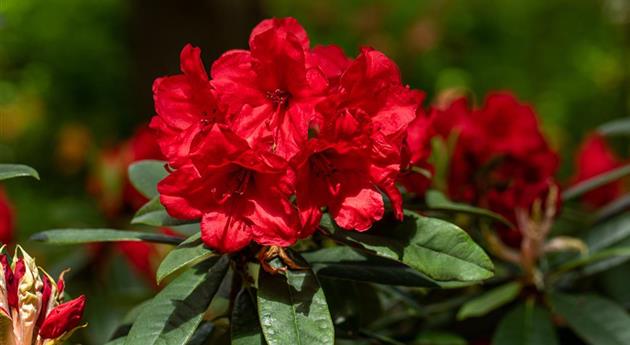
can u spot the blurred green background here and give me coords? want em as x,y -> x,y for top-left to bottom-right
1,0 -> 629,343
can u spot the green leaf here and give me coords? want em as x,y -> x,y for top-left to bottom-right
563,164 -> 630,201
556,246 -> 630,275
30,229 -> 183,245
303,246 -> 438,287
156,233 -> 215,284
132,197 -> 198,227
0,164 -> 39,181
232,288 -> 266,345
457,282 -> 521,320
124,256 -> 229,345
493,301 -> 558,345
414,331 -> 467,345
128,160 -> 168,199
425,190 -> 513,227
334,211 -> 494,282
550,293 -> 630,345
598,118 -> 630,136
586,213 -> 630,251
257,265 -> 334,345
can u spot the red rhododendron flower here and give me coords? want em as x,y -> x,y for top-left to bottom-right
406,92 -> 558,246
0,187 -> 13,245
158,124 -> 298,252
151,44 -> 220,167
153,17 -> 424,252
572,133 -> 624,208
211,17 -> 328,160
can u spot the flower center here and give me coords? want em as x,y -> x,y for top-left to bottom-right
310,153 -> 337,178
232,168 -> 253,196
266,89 -> 291,108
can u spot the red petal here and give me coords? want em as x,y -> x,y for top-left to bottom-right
201,204 -> 254,253
39,295 -> 86,340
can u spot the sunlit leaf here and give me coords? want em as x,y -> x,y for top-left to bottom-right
30,228 -> 183,245
332,211 -> 494,282
257,264 -> 334,345
0,164 -> 39,181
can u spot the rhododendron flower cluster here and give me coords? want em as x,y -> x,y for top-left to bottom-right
573,132 -> 624,208
151,17 -> 424,252
0,246 -> 86,345
405,92 -> 559,246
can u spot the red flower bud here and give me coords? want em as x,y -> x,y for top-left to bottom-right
39,295 -> 86,339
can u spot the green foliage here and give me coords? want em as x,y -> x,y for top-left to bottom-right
257,264 -> 334,345
550,293 -> 630,345
30,228 -> 183,245
128,160 -> 168,199
124,256 -> 229,345
0,164 -> 39,181
156,233 -> 215,284
333,211 -> 494,282
493,301 -> 558,345
457,282 -> 522,320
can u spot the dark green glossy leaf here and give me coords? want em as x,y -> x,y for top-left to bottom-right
132,196 -> 198,227
257,265 -> 334,345
232,288 -> 265,345
0,164 -> 39,181
335,211 -> 494,282
493,301 -> 558,345
128,160 -> 168,199
550,293 -> 630,345
156,233 -> 215,284
303,246 -> 438,287
563,164 -> 630,201
425,190 -> 512,227
124,256 -> 229,345
457,282 -> 521,320
30,228 -> 183,245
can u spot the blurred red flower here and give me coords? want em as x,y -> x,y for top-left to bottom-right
572,133 -> 624,208
0,187 -> 13,245
152,17 -> 425,252
405,92 -> 559,246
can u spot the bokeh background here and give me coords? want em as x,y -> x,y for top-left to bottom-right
1,0 -> 629,343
